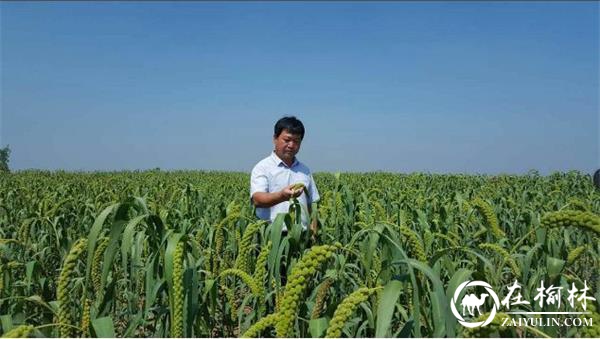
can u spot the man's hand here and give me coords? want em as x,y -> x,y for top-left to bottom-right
281,184 -> 303,200
309,201 -> 318,242
252,185 -> 303,208
310,217 -> 318,242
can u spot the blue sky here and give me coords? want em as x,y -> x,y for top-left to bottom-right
1,1 -> 598,174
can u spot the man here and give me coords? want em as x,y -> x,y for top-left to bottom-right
250,116 -> 320,235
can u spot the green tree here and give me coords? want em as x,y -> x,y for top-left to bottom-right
0,145 -> 11,173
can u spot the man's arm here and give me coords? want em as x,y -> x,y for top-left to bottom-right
252,185 -> 303,208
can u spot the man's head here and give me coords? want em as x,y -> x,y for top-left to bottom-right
273,116 -> 305,165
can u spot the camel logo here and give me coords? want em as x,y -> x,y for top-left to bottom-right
461,292 -> 489,316
450,280 -> 501,328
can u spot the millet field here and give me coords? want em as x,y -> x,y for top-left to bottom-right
0,170 -> 599,337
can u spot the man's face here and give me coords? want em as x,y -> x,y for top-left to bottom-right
273,129 -> 302,162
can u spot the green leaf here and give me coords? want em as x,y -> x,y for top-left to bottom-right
446,268 -> 473,302
546,256 -> 565,280
309,317 -> 329,338
376,280 -> 403,337
100,219 -> 128,290
522,243 -> 542,282
85,203 -> 118,284
444,268 -> 473,337
267,213 -> 286,286
92,316 -> 116,338
395,319 -> 414,337
0,315 -> 13,333
121,214 -> 148,280
393,258 -> 449,337
25,261 -> 36,286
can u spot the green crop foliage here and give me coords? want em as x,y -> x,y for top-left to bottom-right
0,170 -> 597,337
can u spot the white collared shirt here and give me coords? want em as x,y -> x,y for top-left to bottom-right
250,151 -> 320,229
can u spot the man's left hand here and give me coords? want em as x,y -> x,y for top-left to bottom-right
310,218 -> 318,241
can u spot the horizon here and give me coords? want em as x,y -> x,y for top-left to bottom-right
7,167 -> 597,177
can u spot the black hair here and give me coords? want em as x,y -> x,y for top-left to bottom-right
594,168 -> 600,189
274,116 -> 305,140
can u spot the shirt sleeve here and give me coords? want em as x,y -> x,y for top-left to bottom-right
250,164 -> 269,199
308,173 -> 320,204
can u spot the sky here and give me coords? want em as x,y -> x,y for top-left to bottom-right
1,1 -> 598,174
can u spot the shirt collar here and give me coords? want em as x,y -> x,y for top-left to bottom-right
271,151 -> 299,168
